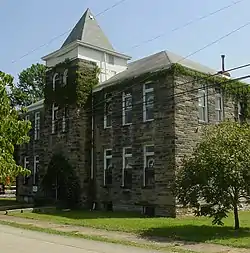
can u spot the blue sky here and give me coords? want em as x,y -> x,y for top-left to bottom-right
1,0 -> 250,82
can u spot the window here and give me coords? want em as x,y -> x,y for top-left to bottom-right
143,145 -> 155,187
52,103 -> 58,134
62,107 -> 69,132
25,114 -> 30,121
143,83 -> 154,121
198,86 -> 208,122
108,55 -> 114,65
104,149 -> 112,186
62,69 -> 68,86
23,156 -> 30,185
33,156 -> 39,185
122,92 -> 132,125
122,147 -> 132,188
104,93 -> 112,128
215,92 -> 223,122
52,73 -> 60,91
34,112 -> 40,140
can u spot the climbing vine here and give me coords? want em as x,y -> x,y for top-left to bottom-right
40,153 -> 81,208
171,63 -> 250,101
44,58 -> 99,107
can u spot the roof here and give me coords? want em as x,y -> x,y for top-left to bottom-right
93,50 -> 218,91
26,99 -> 44,112
61,8 -> 114,51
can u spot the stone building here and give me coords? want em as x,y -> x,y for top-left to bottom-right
16,8 -> 235,216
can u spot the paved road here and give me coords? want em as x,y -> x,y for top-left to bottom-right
0,224 -> 160,253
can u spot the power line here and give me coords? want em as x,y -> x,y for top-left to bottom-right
92,74 -> 250,115
90,17 -> 250,112
11,0 -> 128,64
127,0 -> 245,52
11,0 -> 244,63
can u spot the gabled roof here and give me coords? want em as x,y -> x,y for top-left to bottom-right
93,50 -> 218,91
61,8 -> 114,51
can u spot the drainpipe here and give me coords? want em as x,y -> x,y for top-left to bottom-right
104,52 -> 107,81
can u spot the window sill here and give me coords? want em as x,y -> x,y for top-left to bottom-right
143,119 -> 154,123
103,185 -> 112,188
120,186 -> 132,191
198,120 -> 208,124
142,185 -> 155,189
122,123 -> 132,127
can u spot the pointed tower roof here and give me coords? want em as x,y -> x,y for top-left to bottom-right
61,8 -> 114,51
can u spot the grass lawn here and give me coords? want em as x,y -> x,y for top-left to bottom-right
11,210 -> 250,248
0,197 -> 17,206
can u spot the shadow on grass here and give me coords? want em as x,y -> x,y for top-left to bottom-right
33,209 -> 143,219
140,225 -> 250,244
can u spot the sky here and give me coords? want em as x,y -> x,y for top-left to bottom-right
1,0 -> 250,82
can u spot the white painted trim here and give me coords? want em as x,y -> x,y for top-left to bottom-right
53,73 -> 59,91
122,92 -> 132,126
215,92 -> 224,122
143,145 -> 154,187
33,155 -> 39,185
34,111 -> 40,140
23,156 -> 29,184
198,86 -> 208,123
104,149 -> 112,186
62,69 -> 68,86
42,41 -> 78,61
26,99 -> 44,112
52,103 -> 58,134
143,83 -> 154,122
122,147 -> 132,187
42,40 -> 131,61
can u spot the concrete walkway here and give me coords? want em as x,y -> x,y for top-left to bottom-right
0,224 -> 160,253
0,214 -> 249,253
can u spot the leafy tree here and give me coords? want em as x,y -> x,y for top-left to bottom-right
0,71 -> 31,183
10,63 -> 46,107
175,121 -> 250,230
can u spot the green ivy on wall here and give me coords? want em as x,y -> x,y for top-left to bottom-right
44,59 -> 99,107
171,63 -> 250,101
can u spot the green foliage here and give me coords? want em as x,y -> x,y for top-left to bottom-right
175,121 -> 250,229
41,153 -> 80,208
45,59 -> 99,107
0,71 -> 31,183
10,63 -> 46,107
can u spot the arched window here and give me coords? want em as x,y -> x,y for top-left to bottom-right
52,73 -> 60,91
62,69 -> 68,86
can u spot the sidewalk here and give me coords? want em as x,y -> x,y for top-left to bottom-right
0,214 -> 249,253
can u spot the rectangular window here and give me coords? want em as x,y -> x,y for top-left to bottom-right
25,114 -> 30,121
215,92 -> 223,122
33,156 -> 39,185
104,149 -> 112,186
23,156 -> 30,185
34,112 -> 40,140
122,147 -> 132,188
198,86 -> 208,122
143,145 -> 155,187
52,103 -> 58,134
62,107 -> 69,132
104,94 -> 112,128
122,92 -> 132,125
108,55 -> 114,65
143,83 -> 154,121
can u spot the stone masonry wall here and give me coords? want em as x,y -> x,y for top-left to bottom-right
174,74 -> 235,168
93,72 -> 176,216
16,106 -> 44,202
39,59 -> 92,206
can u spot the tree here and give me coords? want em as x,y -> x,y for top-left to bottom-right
0,71 -> 31,183
10,63 -> 46,107
175,121 -> 250,230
